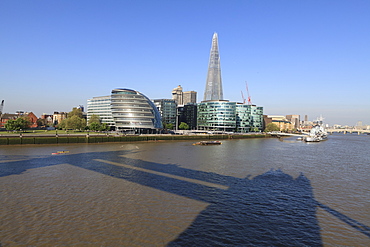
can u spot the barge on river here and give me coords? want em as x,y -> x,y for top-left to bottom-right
193,141 -> 222,145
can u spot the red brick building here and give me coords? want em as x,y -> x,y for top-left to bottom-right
0,112 -> 38,128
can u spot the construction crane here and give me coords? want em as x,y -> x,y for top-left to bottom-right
241,91 -> 246,104
246,82 -> 252,105
0,100 -> 4,114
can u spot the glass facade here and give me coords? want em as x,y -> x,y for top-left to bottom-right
197,101 -> 236,131
111,89 -> 162,131
198,101 -> 264,132
87,89 -> 162,132
250,105 -> 264,131
236,104 -> 252,133
153,99 -> 177,126
87,96 -> 115,127
204,33 -> 223,101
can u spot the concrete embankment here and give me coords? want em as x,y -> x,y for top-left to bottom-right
0,134 -> 270,145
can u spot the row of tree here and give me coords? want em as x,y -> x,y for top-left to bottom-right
58,108 -> 109,131
4,108 -> 109,132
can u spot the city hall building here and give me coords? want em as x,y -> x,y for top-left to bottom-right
87,89 -> 162,133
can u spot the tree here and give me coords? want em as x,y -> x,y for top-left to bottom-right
4,117 -> 31,131
87,115 -> 110,131
178,122 -> 189,130
165,123 -> 174,130
65,115 -> 86,130
264,123 -> 280,132
99,123 -> 110,131
4,119 -> 19,131
59,108 -> 86,130
89,122 -> 101,131
68,107 -> 83,118
37,118 -> 47,127
88,114 -> 101,124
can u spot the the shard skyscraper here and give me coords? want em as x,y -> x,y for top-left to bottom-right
203,32 -> 223,101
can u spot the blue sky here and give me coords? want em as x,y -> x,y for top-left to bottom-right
1,0 -> 369,126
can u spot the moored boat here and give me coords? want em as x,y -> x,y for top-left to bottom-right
193,141 -> 222,145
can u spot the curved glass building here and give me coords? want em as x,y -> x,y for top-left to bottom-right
111,89 -> 162,132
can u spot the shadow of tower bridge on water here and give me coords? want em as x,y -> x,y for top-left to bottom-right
1,149 -> 369,246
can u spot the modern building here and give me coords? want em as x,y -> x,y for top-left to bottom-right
183,91 -> 197,105
172,85 -> 197,106
178,103 -> 198,130
197,101 -> 263,132
87,89 -> 162,133
198,100 -> 236,132
153,99 -> 177,127
87,96 -> 115,127
172,85 -> 183,105
203,33 -> 223,101
198,33 -> 264,132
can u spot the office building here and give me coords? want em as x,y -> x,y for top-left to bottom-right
198,100 -> 236,131
178,103 -> 198,130
153,99 -> 177,127
172,85 -> 197,106
87,96 -> 115,127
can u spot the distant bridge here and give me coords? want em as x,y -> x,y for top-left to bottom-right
326,129 -> 370,135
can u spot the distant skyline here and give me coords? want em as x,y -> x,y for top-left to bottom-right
1,0 -> 369,126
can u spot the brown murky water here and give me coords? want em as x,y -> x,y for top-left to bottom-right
0,134 -> 369,246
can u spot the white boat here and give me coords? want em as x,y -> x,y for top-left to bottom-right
304,125 -> 328,142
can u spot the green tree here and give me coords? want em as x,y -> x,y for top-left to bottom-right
4,117 -> 31,131
66,115 -> 86,130
68,107 -> 83,118
89,122 -> 101,131
88,114 -> 101,124
99,123 -> 110,131
59,108 -> 86,130
264,123 -> 280,132
178,122 -> 189,130
4,119 -> 19,131
165,123 -> 174,130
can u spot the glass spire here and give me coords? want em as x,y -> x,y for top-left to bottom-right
203,32 -> 223,101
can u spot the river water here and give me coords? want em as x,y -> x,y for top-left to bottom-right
0,134 -> 369,246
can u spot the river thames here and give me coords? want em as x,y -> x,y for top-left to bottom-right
0,133 -> 369,246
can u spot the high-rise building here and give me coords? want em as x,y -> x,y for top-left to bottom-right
172,85 -> 197,106
183,91 -> 197,105
203,33 -> 223,101
172,85 -> 183,105
198,32 -> 264,132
